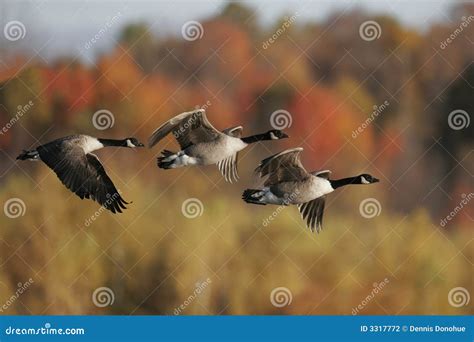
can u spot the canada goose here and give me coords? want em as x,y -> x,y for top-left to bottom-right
242,147 -> 379,232
16,135 -> 144,213
148,109 -> 288,182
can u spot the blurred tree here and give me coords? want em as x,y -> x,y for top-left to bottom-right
119,23 -> 157,73
0,2 -> 473,317
439,65 -> 474,157
43,61 -> 96,126
428,64 -> 474,218
220,3 -> 258,36
2,67 -> 51,140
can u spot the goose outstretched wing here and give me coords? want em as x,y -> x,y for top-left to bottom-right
217,153 -> 239,183
37,143 -> 128,213
255,147 -> 309,186
148,109 -> 220,149
298,196 -> 326,232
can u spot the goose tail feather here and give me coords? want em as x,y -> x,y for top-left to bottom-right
157,149 -> 176,169
242,189 -> 266,205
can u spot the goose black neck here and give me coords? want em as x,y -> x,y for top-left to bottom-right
330,176 -> 360,189
241,133 -> 268,144
98,138 -> 127,147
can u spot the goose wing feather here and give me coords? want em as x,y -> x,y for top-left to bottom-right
311,170 -> 332,179
216,153 -> 239,183
255,147 -> 309,186
222,126 -> 243,138
37,143 -> 128,213
148,109 -> 220,149
297,196 -> 326,232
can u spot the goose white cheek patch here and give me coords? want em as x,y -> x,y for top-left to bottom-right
270,132 -> 278,140
361,176 -> 370,184
127,140 -> 136,148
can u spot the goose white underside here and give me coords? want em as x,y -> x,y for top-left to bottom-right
250,187 -> 289,205
250,177 -> 335,205
160,151 -> 199,168
162,135 -> 247,168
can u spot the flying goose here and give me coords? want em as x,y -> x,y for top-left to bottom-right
16,135 -> 144,213
148,109 -> 288,182
242,147 -> 379,232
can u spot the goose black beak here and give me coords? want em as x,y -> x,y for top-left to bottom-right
137,143 -> 145,147
281,132 -> 289,139
372,177 -> 380,183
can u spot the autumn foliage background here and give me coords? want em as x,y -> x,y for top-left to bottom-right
0,2 -> 472,315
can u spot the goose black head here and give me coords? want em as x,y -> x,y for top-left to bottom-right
267,130 -> 289,140
125,137 -> 145,148
358,174 -> 379,184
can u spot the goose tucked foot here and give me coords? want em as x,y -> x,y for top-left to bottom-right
242,188 -> 287,205
242,189 -> 267,205
157,149 -> 198,169
157,150 -> 177,169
